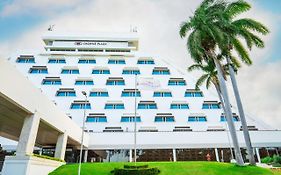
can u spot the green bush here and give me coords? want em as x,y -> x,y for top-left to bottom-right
124,165 -> 149,169
272,163 -> 281,167
273,155 -> 281,164
113,167 -> 160,175
261,156 -> 273,164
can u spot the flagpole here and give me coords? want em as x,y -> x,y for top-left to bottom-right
134,73 -> 137,164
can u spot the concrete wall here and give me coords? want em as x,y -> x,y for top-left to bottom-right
2,156 -> 64,175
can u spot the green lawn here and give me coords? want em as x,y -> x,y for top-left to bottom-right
49,161 -> 281,175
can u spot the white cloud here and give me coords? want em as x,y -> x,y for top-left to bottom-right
0,0 -> 88,17
0,0 -> 280,129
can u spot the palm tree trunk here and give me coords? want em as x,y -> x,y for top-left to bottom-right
213,57 -> 244,166
227,57 -> 256,165
214,83 -> 234,160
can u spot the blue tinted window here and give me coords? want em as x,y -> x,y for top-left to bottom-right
90,92 -> 109,97
92,69 -> 110,74
30,69 -> 48,74
170,104 -> 189,109
121,117 -> 141,122
153,92 -> 172,97
71,103 -> 91,109
188,116 -> 207,122
108,59 -> 126,64
155,117 -> 174,122
42,80 -> 61,85
78,59 -> 96,64
152,70 -> 170,75
185,91 -> 203,97
61,69 -> 80,74
75,80 -> 94,85
202,104 -> 220,109
122,70 -> 140,75
86,117 -> 107,122
137,60 -> 155,64
57,91 -> 76,97
121,91 -> 141,97
138,104 -> 157,109
168,81 -> 186,86
106,80 -> 125,85
17,57 -> 35,63
48,59 -> 66,63
105,104 -> 125,109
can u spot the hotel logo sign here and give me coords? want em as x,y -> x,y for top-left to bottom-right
74,42 -> 107,46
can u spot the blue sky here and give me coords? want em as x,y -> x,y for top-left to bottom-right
0,0 -> 280,62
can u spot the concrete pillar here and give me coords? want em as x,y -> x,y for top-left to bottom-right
54,133 -> 68,160
16,113 -> 40,156
255,148 -> 261,163
129,149 -> 133,162
215,148 -> 220,162
84,149 -> 88,162
172,148 -> 177,162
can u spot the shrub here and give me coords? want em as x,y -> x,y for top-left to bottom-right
273,155 -> 281,164
112,165 -> 160,175
124,165 -> 149,169
113,168 -> 160,175
261,156 -> 273,164
272,163 -> 281,167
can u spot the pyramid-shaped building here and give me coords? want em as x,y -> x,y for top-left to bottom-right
9,31 -> 281,162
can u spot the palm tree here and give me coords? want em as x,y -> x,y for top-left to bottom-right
179,0 -> 245,165
216,0 -> 270,165
188,57 -> 241,161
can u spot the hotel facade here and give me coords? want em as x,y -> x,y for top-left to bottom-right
4,32 -> 281,164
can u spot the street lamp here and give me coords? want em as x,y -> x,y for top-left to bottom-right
78,91 -> 87,175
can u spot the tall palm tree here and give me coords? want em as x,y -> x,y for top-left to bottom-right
179,0 -> 245,165
215,0 -> 270,165
188,57 -> 241,161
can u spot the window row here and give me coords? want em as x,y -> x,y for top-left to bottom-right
55,88 -> 204,98
16,55 -> 155,65
84,113 -> 239,123
29,67 -> 171,75
69,100 -> 220,110
42,77 -> 188,87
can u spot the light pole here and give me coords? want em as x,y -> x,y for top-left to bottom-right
78,91 -> 87,175
133,73 -> 137,164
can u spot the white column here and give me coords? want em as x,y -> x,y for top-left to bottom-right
215,148 -> 220,162
16,113 -> 40,156
84,149 -> 88,162
172,149 -> 177,162
129,149 -> 133,162
54,132 -> 68,160
255,148 -> 261,163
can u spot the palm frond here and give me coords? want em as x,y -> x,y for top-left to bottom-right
232,38 -> 252,65
188,64 -> 204,72
232,18 -> 270,35
225,0 -> 251,18
206,76 -> 213,89
187,30 -> 205,62
195,74 -> 209,90
179,21 -> 192,38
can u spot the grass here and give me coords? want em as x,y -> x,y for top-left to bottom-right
49,161 -> 281,175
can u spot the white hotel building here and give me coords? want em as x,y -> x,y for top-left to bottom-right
5,31 -> 281,163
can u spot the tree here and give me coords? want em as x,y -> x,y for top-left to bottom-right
180,0 -> 245,165
188,58 -> 241,160
216,0 -> 270,165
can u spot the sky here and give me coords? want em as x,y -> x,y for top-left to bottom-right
0,0 -> 281,144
